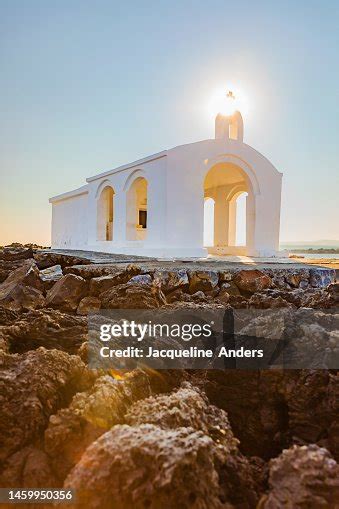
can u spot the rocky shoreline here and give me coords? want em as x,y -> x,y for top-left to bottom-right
0,244 -> 338,508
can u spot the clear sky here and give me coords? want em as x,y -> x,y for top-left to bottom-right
0,0 -> 338,246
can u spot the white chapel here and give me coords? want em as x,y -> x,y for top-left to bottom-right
50,92 -> 283,258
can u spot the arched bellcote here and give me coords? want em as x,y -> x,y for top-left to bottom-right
215,110 -> 244,142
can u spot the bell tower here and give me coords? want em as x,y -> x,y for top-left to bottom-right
215,90 -> 244,142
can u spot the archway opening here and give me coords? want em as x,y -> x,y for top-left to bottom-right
203,198 -> 214,247
97,185 -> 114,241
203,162 -> 252,254
126,177 -> 148,241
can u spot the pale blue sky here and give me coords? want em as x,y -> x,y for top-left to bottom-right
0,0 -> 338,245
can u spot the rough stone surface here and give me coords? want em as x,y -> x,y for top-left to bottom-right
262,445 -> 339,508
188,270 -> 219,294
126,382 -> 238,452
0,246 -> 33,261
77,296 -> 101,315
65,424 -> 228,509
0,446 -> 57,488
0,260 -> 45,310
0,308 -> 88,354
0,347 -> 93,463
39,264 -> 63,290
45,370 -> 151,480
100,281 -> 166,309
153,269 -> 189,294
234,270 -> 272,294
88,265 -> 142,294
46,274 -> 88,311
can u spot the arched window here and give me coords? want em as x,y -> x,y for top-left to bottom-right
97,185 -> 114,241
126,177 -> 148,241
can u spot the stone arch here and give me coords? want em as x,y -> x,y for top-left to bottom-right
203,161 -> 255,254
204,154 -> 260,197
97,184 -> 115,241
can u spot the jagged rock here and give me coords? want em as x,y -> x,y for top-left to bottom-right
191,290 -> 212,303
218,271 -> 233,283
0,308 -> 88,354
0,260 -> 45,310
39,264 -> 63,290
65,424 -> 228,509
327,282 -> 339,306
65,263 -> 141,280
0,307 -> 19,326
33,251 -> 90,270
89,265 -> 143,295
0,246 -> 33,261
0,258 -> 36,283
0,446 -> 58,488
100,280 -> 166,309
261,445 -> 339,508
128,273 -> 153,286
93,382 -> 262,508
46,274 -> 88,311
261,288 -> 333,308
0,347 -> 93,463
126,382 -> 238,453
0,259 -> 42,290
45,370 -> 151,480
310,267 -> 335,288
248,293 -> 294,309
220,281 -> 241,296
284,268 -> 310,288
166,288 -> 192,303
234,270 -> 272,294
153,269 -> 189,294
188,270 -> 219,294
0,284 -> 45,311
77,296 -> 101,315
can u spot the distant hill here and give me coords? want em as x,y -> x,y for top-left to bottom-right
281,240 -> 339,250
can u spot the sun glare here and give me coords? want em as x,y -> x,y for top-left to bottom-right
208,87 -> 248,118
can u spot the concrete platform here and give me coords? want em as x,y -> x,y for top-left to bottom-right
46,249 -> 337,282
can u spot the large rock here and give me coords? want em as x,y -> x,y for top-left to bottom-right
125,382 -> 238,453
77,296 -> 101,315
39,264 -> 63,290
65,424 -> 227,509
0,260 -> 45,311
0,246 -> 33,261
89,265 -> 143,295
234,270 -> 272,294
45,370 -> 151,480
100,280 -> 166,309
0,347 -> 93,463
262,445 -> 339,508
0,446 -> 57,488
0,308 -> 88,354
46,274 -> 88,311
125,383 -> 263,508
310,267 -> 335,288
153,269 -> 189,294
188,270 -> 219,294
